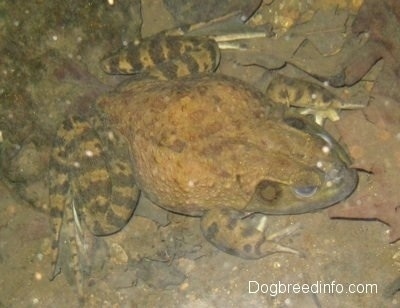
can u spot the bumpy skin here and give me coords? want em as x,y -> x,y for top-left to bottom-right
99,74 -> 357,216
49,34 -> 358,301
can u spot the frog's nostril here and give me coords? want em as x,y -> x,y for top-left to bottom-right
293,185 -> 318,198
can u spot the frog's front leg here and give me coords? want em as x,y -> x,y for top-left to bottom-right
100,34 -> 221,79
200,208 -> 300,259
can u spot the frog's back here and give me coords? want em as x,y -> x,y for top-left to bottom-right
97,74 -> 357,216
97,75 -> 276,214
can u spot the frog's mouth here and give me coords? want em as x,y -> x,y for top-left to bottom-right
246,116 -> 359,215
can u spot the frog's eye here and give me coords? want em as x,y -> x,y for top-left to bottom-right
293,185 -> 318,198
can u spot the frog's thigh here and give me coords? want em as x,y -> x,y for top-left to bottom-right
200,209 -> 295,259
76,153 -> 140,236
71,116 -> 140,235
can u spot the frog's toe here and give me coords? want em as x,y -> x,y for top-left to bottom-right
200,209 -> 301,259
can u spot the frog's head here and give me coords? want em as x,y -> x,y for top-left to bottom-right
247,116 -> 358,214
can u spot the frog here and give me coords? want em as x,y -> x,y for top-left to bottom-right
48,31 -> 358,301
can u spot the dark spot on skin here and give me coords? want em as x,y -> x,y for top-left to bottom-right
81,176 -> 110,201
243,244 -> 252,254
181,53 -> 200,74
227,216 -> 238,230
278,89 -> 289,100
148,35 -> 167,65
116,162 -> 127,171
204,222 -> 219,239
156,61 -> 180,80
167,37 -> 185,61
105,209 -> 130,232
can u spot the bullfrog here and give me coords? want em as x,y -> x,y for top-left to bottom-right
48,32 -> 358,300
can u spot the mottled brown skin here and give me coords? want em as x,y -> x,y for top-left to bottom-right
96,72 -> 358,264
49,33 -> 358,302
98,74 -> 357,216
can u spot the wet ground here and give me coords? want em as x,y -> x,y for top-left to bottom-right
1,0 -> 400,307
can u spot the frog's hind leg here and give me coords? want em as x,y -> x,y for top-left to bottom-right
200,208 -> 300,259
48,115 -> 140,302
75,115 -> 141,236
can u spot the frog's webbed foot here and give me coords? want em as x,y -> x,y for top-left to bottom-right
200,208 -> 301,259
